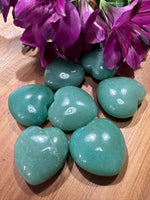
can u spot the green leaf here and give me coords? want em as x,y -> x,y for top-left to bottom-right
99,0 -> 109,9
106,0 -> 129,7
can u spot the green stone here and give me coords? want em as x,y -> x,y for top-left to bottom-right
69,118 -> 126,176
8,84 -> 54,126
80,49 -> 117,80
44,57 -> 85,90
14,126 -> 68,185
97,77 -> 146,118
48,86 -> 98,131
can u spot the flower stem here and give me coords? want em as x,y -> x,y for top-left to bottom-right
99,0 -> 108,9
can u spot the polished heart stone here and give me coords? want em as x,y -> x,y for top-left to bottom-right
97,77 -> 146,118
8,84 -> 54,126
44,57 -> 85,90
14,126 -> 68,185
48,86 -> 98,131
69,118 -> 126,176
80,49 -> 116,80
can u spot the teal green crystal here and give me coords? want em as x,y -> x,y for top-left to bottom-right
69,118 -> 126,176
80,49 -> 117,80
97,77 -> 146,118
8,84 -> 54,126
48,86 -> 98,131
44,57 -> 85,90
14,126 -> 68,185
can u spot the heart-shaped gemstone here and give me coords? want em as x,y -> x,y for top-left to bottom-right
80,49 -> 116,80
14,126 -> 68,185
97,77 -> 146,118
44,57 -> 85,90
48,86 -> 98,131
8,84 -> 54,126
69,118 -> 126,176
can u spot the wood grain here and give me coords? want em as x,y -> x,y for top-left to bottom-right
0,12 -> 150,200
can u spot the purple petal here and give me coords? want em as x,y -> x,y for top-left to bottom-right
142,24 -> 150,32
13,19 -> 30,29
1,5 -> 9,22
14,0 -> 50,25
136,0 -> 150,13
125,46 -> 142,69
85,22 -> 105,44
117,62 -> 135,77
83,9 -> 100,32
55,0 -> 66,16
64,34 -> 92,61
133,22 -> 150,42
10,0 -> 17,6
1,0 -> 10,6
39,18 -> 57,46
14,0 -> 36,19
1,0 -> 17,22
64,35 -> 84,60
38,44 -> 57,67
132,1 -> 150,25
80,0 -> 91,25
132,14 -> 150,25
125,34 -> 147,69
115,26 -> 131,58
127,22 -> 150,47
47,11 -> 62,23
104,31 -> 123,69
28,15 -> 62,48
82,9 -> 105,44
133,33 -> 148,57
96,12 -> 110,34
109,0 -> 141,29
20,26 -> 37,47
52,1 -> 81,47
33,24 -> 49,47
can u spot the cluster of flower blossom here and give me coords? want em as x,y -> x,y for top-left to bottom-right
0,0 -> 150,72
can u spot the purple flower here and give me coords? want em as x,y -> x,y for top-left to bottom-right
0,0 -> 17,21
80,0 -> 105,44
38,43 -> 58,67
14,0 -> 81,48
102,0 -> 150,69
20,0 -> 105,66
64,0 -> 105,60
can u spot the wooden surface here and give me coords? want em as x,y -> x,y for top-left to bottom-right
0,12 -> 150,200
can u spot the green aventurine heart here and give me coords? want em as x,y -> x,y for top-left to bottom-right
48,86 -> 98,131
97,77 -> 146,118
8,84 -> 54,126
14,126 -> 68,185
44,57 -> 85,90
80,49 -> 116,80
69,118 -> 126,176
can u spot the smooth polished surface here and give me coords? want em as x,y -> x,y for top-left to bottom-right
0,13 -> 150,200
44,57 -> 85,90
8,84 -> 54,126
80,48 -> 116,80
69,118 -> 126,176
48,86 -> 97,131
14,126 -> 68,185
97,77 -> 146,118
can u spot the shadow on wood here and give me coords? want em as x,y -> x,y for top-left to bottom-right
68,149 -> 128,186
16,58 -> 45,85
13,161 -> 70,197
